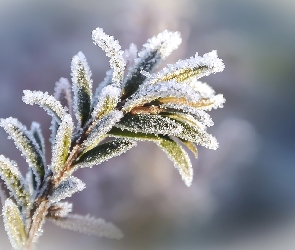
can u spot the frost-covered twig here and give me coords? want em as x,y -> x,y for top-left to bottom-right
0,27 -> 225,250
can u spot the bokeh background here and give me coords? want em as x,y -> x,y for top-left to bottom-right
0,0 -> 295,249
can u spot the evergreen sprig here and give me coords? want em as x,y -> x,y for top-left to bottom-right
0,27 -> 225,250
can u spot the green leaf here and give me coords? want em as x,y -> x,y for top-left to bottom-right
156,136 -> 193,187
116,114 -> 183,136
51,115 -> 74,174
2,199 -> 27,250
122,30 -> 181,99
171,118 -> 218,150
22,90 -> 67,123
179,139 -> 198,158
0,155 -> 30,208
108,127 -> 161,141
71,52 -> 93,127
74,138 -> 137,169
0,117 -> 45,186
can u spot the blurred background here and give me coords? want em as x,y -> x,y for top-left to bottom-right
0,0 -> 295,249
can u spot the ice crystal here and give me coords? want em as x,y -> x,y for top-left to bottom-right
92,28 -> 126,87
0,155 -> 30,207
50,214 -> 123,239
71,52 -> 93,127
50,177 -> 85,203
2,199 -> 27,250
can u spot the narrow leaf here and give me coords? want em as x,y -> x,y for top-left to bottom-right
122,30 -> 182,98
50,214 -> 123,239
2,199 -> 27,250
50,177 -> 85,203
81,110 -> 123,153
71,52 -> 93,127
92,28 -> 126,87
74,138 -> 137,169
145,50 -> 225,85
156,136 -> 193,186
116,114 -> 183,136
30,122 -> 45,157
122,80 -> 201,113
51,114 -> 73,174
172,119 -> 219,150
0,118 -> 45,186
92,69 -> 113,109
0,155 -> 30,207
179,139 -> 198,158
22,90 -> 67,123
108,127 -> 161,142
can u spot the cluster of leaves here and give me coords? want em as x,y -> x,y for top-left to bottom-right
0,27 -> 224,249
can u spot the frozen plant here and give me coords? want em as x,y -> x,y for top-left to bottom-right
0,27 -> 225,250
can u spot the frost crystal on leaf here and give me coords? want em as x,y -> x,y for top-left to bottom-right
0,117 -> 45,186
71,52 -> 93,127
0,155 -> 30,207
51,114 -> 73,174
30,122 -> 45,156
92,28 -> 126,87
50,177 -> 85,203
50,214 -> 123,239
2,199 -> 27,250
22,90 -> 67,123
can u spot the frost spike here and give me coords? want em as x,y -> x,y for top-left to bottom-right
92,28 -> 126,87
122,30 -> 182,98
108,127 -> 161,142
51,114 -> 73,174
156,136 -> 193,187
50,214 -> 123,239
0,155 -> 30,207
115,114 -> 183,136
2,199 -> 27,250
71,52 -> 93,127
74,138 -> 137,169
22,90 -> 67,123
50,177 -> 85,203
0,117 -> 45,186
